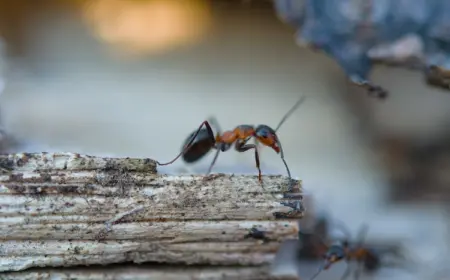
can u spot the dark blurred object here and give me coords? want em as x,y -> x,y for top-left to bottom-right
296,194 -> 329,259
308,224 -> 409,280
297,215 -> 328,260
273,0 -> 450,98
379,134 -> 450,203
297,212 -> 408,279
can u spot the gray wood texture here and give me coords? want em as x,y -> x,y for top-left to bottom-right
0,153 -> 302,278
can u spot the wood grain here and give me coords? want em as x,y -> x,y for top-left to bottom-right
0,153 -> 303,274
0,265 -> 300,280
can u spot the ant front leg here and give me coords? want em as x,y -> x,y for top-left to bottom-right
235,138 -> 262,184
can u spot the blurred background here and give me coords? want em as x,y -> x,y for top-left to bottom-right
0,0 -> 450,279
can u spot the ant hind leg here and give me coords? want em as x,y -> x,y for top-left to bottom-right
202,148 -> 221,181
156,120 -> 214,166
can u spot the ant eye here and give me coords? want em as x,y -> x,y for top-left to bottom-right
263,132 -> 275,139
256,131 -> 268,139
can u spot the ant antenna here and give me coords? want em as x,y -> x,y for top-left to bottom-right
331,219 -> 353,244
275,95 -> 307,132
274,95 -> 306,191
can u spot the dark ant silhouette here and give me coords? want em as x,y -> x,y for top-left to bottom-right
309,221 -> 409,280
156,96 -> 306,191
309,223 -> 371,280
297,215 -> 329,260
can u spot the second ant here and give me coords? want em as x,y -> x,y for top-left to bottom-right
308,220 -> 411,280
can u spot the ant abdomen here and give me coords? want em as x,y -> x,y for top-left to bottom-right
181,128 -> 215,163
363,251 -> 380,272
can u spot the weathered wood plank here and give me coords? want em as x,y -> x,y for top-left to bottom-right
1,220 -> 296,240
0,153 -> 303,273
0,152 -> 157,172
0,265 -> 300,280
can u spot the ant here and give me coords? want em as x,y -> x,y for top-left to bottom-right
309,223 -> 371,280
309,221 -> 408,280
156,96 -> 306,192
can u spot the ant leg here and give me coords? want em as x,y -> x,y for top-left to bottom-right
235,138 -> 262,183
156,120 -> 214,166
277,141 -> 294,191
204,142 -> 232,180
205,148 -> 221,176
234,138 -> 278,198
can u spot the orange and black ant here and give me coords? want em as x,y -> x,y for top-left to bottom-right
308,221 -> 409,280
309,223 -> 371,280
156,96 -> 306,192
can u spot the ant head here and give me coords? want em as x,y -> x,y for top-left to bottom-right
322,244 -> 346,269
254,125 -> 280,153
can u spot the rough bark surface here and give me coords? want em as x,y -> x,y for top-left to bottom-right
0,153 -> 303,275
0,265 -> 300,280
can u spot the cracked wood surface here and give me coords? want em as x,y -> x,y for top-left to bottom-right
0,153 -> 303,274
0,265 -> 300,280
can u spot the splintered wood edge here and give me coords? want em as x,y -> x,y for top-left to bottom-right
0,153 -> 304,271
0,153 -> 304,221
0,265 -> 300,280
0,220 -> 299,271
0,152 -> 157,172
0,174 -> 303,221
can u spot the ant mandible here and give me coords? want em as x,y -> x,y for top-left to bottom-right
156,96 -> 306,191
